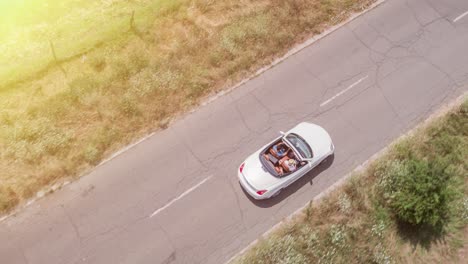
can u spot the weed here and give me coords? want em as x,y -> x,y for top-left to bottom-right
372,243 -> 393,264
0,111 -> 14,126
83,144 -> 101,165
111,58 -> 132,82
329,224 -> 347,249
0,186 -> 19,212
88,55 -> 107,72
304,201 -> 313,220
371,221 -> 387,238
119,95 -> 140,117
338,193 -> 352,214
128,50 -> 149,73
459,197 -> 468,223
68,75 -> 100,103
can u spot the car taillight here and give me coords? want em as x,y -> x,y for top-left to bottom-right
239,163 -> 245,173
256,190 -> 267,195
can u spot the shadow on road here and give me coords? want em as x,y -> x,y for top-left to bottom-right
241,154 -> 335,208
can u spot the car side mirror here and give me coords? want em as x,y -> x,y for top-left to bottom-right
279,131 -> 285,135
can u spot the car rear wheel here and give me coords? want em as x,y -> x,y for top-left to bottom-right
272,188 -> 282,198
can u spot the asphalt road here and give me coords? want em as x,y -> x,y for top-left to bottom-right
2,0 -> 468,263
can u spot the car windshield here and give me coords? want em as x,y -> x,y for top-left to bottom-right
285,133 -> 313,159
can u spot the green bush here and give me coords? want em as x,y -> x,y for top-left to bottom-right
378,158 -> 456,228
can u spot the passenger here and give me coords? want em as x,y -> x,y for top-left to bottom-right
276,155 -> 298,175
274,165 -> 284,175
280,157 -> 297,172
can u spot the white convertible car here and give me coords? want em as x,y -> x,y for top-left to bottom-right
238,122 -> 334,199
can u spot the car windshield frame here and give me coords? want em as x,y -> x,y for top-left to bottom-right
284,133 -> 313,159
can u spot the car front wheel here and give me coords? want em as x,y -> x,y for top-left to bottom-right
320,155 -> 331,166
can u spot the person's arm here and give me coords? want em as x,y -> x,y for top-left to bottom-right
270,147 -> 278,158
274,165 -> 284,175
280,159 -> 290,172
279,156 -> 288,164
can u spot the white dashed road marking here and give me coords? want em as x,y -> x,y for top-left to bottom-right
454,11 -> 468,23
149,176 -> 212,218
320,75 -> 368,107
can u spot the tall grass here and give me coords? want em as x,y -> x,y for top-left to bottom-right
0,0 -> 374,213
234,100 -> 468,264
0,0 -> 193,89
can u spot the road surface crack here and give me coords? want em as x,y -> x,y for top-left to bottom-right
225,176 -> 247,228
61,205 -> 84,247
172,128 -> 209,170
157,221 -> 177,253
234,102 -> 255,134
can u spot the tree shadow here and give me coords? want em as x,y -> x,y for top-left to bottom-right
395,219 -> 446,251
241,154 -> 335,208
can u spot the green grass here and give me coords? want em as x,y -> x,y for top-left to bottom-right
233,99 -> 468,264
0,0 -> 187,89
0,0 -> 374,214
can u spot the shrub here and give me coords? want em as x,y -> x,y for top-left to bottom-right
378,158 -> 456,228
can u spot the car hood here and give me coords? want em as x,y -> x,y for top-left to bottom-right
287,122 -> 333,159
242,152 -> 282,190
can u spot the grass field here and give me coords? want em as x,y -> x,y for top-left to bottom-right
0,0 -> 174,89
233,99 -> 468,264
0,0 -> 374,213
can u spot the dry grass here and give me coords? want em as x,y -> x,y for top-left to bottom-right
0,0 -> 374,214
233,100 -> 468,264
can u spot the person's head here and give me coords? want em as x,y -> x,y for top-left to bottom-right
278,144 -> 287,152
288,159 -> 296,165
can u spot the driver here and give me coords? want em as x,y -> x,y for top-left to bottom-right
270,142 -> 288,158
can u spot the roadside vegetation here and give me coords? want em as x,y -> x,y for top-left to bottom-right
233,99 -> 468,264
0,0 -> 374,214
